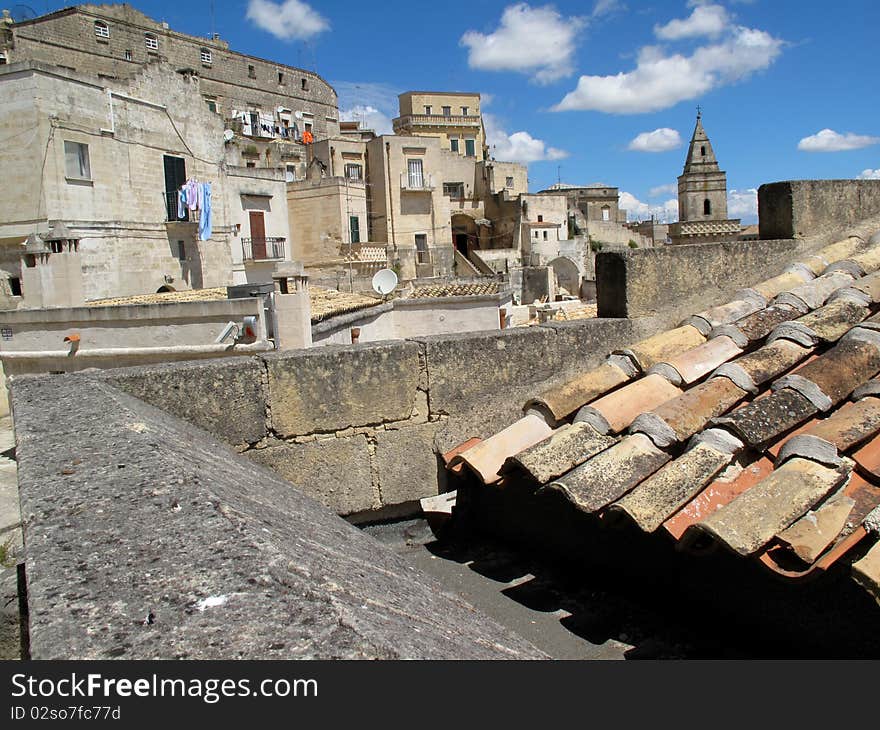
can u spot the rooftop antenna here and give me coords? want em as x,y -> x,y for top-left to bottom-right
557,165 -> 562,185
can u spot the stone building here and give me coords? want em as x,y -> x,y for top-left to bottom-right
0,4 -> 317,305
0,4 -> 339,183
287,91 -> 529,284
393,92 -> 487,161
668,112 -> 741,245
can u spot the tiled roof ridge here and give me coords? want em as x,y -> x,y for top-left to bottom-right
447,228 -> 880,605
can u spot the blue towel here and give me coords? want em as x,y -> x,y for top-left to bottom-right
198,182 -> 213,241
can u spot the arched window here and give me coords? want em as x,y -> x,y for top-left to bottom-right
94,20 -> 110,39
704,199 -> 712,216
144,33 -> 158,51
700,145 -> 706,156
301,78 -> 309,91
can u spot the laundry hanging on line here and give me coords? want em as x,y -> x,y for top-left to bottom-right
175,179 -> 213,241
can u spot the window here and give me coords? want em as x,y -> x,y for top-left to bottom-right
537,215 -> 543,222
505,176 -> 514,188
9,277 -> 21,297
0,53 -> 7,65
602,205 -> 610,222
144,33 -> 158,51
350,216 -> 360,244
246,161 -> 256,168
407,159 -> 424,189
415,234 -> 429,264
344,163 -> 362,181
464,138 -> 475,157
285,165 -> 297,182
200,48 -> 212,65
704,199 -> 712,216
450,138 -> 459,153
461,106 -> 468,116
442,106 -> 451,116
123,49 -> 132,61
424,105 -> 432,115
543,231 -> 548,240
301,78 -> 308,91
64,141 -> 91,180
443,182 -> 465,199
248,65 -> 256,79
94,21 -> 110,39
700,145 -> 706,157
278,72 -> 284,85
177,241 -> 186,261
205,98 -> 217,113
534,231 -> 539,239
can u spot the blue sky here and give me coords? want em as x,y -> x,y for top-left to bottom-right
36,1 -> 880,223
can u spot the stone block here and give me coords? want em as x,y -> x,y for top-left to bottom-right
246,435 -> 375,515
265,341 -> 420,437
375,422 -> 441,506
596,239 -> 803,320
100,356 -> 267,446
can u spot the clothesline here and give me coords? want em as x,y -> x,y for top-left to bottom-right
176,178 -> 213,241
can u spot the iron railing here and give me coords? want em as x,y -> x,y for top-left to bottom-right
165,191 -> 192,222
242,237 -> 286,261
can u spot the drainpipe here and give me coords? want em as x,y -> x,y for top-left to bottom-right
385,141 -> 396,252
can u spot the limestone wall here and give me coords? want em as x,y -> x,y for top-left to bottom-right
759,180 -> 880,240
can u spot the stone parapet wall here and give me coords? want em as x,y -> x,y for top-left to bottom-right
92,316 -> 656,519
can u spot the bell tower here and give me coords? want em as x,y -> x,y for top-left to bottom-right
677,110 -> 729,223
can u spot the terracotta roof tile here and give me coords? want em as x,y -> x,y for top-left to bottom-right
689,298 -> 765,330
408,281 -> 501,298
542,434 -> 670,514
576,374 -> 682,434
503,422 -> 617,485
770,298 -> 869,346
650,335 -> 743,386
451,415 -> 553,484
752,268 -> 814,300
776,490 -> 856,564
847,271 -> 880,304
632,376 -> 748,447
775,272 -> 854,311
721,304 -> 799,343
87,287 -> 228,307
851,541 -> 880,604
309,287 -> 383,322
663,456 -> 774,541
609,441 -> 734,533
812,236 -> 866,268
713,388 -> 818,448
798,398 -> 880,453
776,338 -> 880,407
714,338 -> 812,393
688,457 -> 850,556
854,432 -> 880,480
616,325 -> 706,371
526,359 -> 634,422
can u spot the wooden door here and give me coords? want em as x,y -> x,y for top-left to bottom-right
249,211 -> 266,259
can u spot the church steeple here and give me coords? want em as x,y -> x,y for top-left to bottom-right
677,109 -> 729,222
682,110 -> 721,174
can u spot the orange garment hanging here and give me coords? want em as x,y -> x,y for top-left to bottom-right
302,130 -> 314,144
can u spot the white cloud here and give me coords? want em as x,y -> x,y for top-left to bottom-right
460,3 -> 586,84
858,168 -> 880,180
554,24 -> 783,114
797,129 -> 880,152
619,191 -> 678,222
649,183 -> 677,197
339,105 -> 393,136
628,128 -> 682,152
592,0 -> 624,18
484,113 -> 568,164
655,3 -> 730,40
728,188 -> 758,222
246,0 -> 329,41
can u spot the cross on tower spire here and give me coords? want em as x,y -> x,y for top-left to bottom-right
696,105 -> 702,120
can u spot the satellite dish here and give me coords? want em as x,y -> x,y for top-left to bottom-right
372,269 -> 398,297
294,111 -> 304,120
223,129 -> 234,142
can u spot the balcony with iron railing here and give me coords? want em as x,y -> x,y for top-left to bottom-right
400,173 -> 435,192
394,113 -> 482,129
165,191 -> 197,223
242,237 -> 286,262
